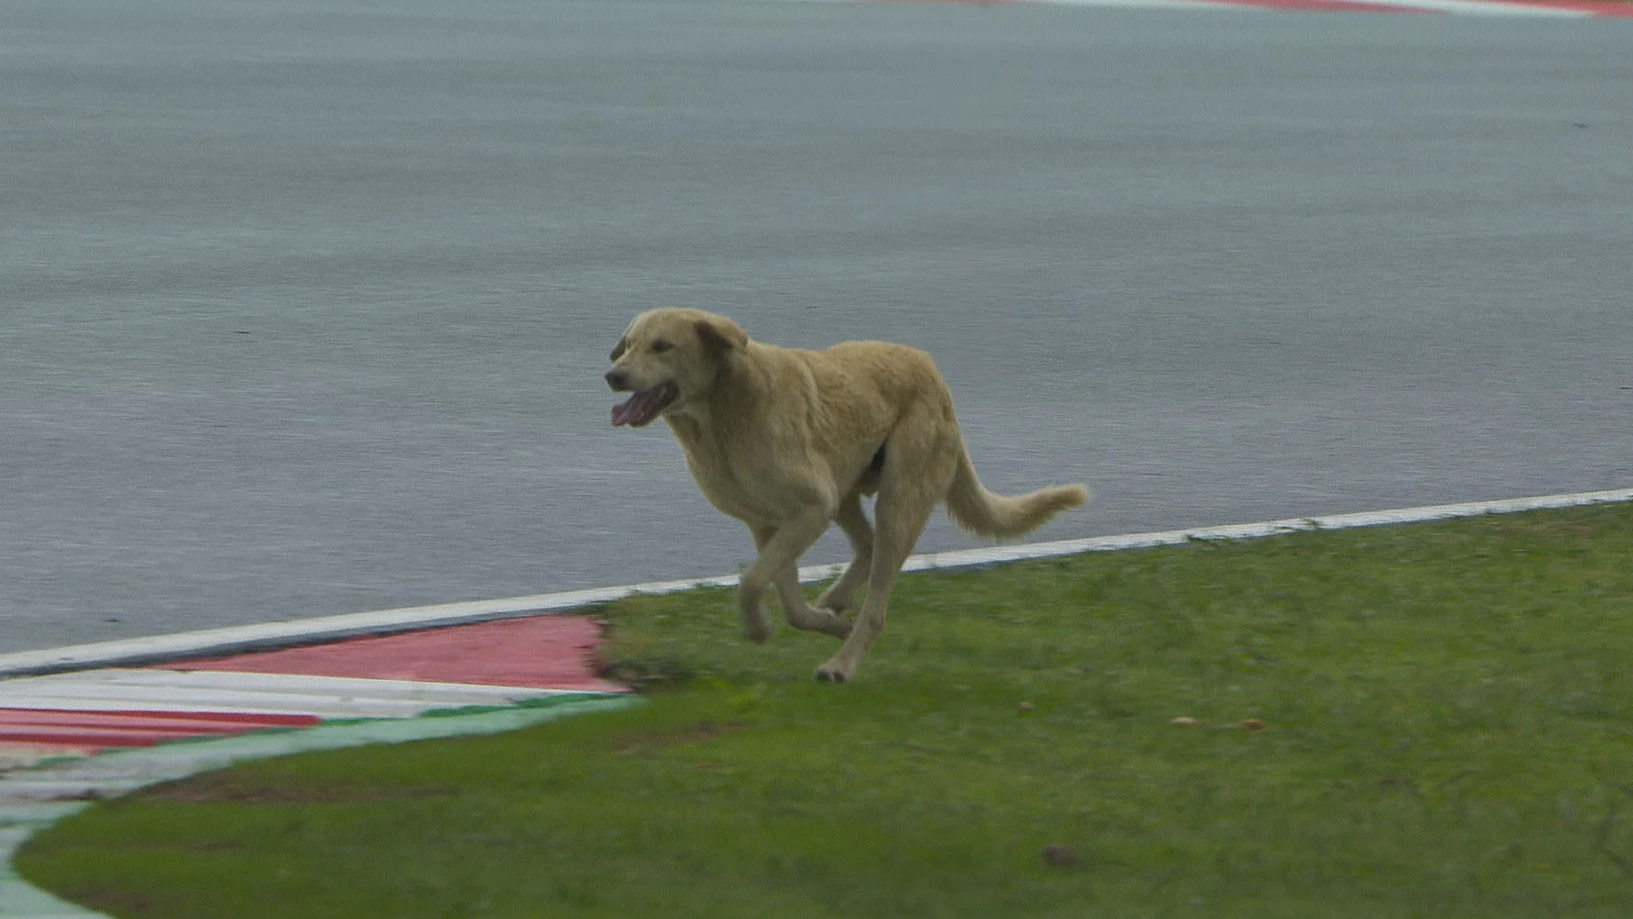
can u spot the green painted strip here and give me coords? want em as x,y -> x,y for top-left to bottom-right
0,805 -> 103,919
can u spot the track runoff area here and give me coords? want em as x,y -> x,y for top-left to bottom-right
0,487 -> 1630,918
0,486 -> 1628,764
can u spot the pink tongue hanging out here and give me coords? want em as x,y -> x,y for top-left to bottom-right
611,394 -> 640,427
611,386 -> 666,427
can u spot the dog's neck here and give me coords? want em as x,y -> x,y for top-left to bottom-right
664,345 -> 764,438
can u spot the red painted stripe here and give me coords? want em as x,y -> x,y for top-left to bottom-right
0,708 -> 323,750
0,709 -> 320,730
1,724 -> 219,747
170,616 -> 626,693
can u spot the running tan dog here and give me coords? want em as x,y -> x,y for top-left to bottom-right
606,308 -> 1089,682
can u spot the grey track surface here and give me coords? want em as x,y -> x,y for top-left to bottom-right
3,0 -> 1630,653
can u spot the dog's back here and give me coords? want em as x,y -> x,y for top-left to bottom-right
801,339 -> 956,427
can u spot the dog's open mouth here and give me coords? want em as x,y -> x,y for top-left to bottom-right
611,382 -> 679,428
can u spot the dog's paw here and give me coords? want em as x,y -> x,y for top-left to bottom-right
814,656 -> 856,683
741,604 -> 772,644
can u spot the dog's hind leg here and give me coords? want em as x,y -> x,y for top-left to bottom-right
815,419 -> 956,683
814,490 -> 873,616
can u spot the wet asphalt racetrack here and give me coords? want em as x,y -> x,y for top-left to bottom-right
3,0 -> 1630,652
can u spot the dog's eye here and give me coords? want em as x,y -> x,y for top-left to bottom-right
651,340 -> 673,353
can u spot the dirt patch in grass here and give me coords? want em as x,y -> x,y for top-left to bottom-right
1494,520 -> 1599,537
597,655 -> 694,690
139,772 -> 455,805
609,719 -> 751,755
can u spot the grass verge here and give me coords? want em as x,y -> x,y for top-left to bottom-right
17,502 -> 1633,918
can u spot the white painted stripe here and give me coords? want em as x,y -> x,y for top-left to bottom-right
788,0 -> 1601,15
0,751 -> 91,772
7,668 -> 580,699
0,670 -> 575,719
892,486 -> 1633,573
0,581 -> 734,678
1308,0 -> 1588,15
0,487 -> 1626,679
0,694 -> 433,720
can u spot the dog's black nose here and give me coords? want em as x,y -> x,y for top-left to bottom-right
605,368 -> 630,392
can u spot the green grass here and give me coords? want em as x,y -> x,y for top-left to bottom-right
18,503 -> 1633,918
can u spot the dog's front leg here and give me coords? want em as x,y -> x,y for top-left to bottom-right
743,509 -> 835,643
739,528 -> 776,644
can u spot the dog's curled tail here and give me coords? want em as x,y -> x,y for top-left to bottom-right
944,449 -> 1089,540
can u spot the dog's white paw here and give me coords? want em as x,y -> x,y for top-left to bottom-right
814,656 -> 856,683
740,597 -> 772,643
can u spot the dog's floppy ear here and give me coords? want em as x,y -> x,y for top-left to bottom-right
609,337 -> 628,362
695,316 -> 748,355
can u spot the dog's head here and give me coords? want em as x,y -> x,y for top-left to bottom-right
605,308 -> 749,427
